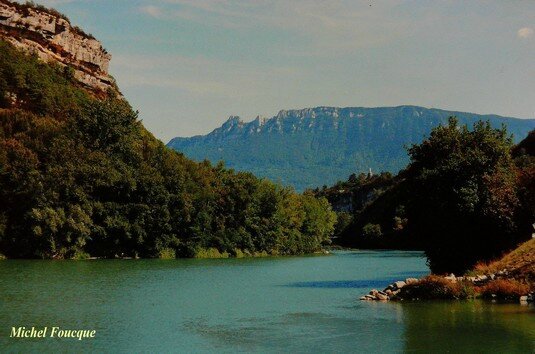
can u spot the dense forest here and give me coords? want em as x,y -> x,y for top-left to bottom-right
316,120 -> 535,274
0,41 -> 336,259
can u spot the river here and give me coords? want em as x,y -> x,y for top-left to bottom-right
1,250 -> 533,353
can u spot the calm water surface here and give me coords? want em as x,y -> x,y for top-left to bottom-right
1,250 -> 534,353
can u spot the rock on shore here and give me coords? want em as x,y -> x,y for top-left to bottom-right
360,271 -> 533,303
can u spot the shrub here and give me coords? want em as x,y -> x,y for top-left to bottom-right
362,223 -> 382,239
71,250 -> 90,260
195,248 -> 230,259
479,279 -> 530,300
396,275 -> 473,300
158,248 -> 176,259
233,248 -> 245,258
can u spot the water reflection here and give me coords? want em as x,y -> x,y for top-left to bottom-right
399,301 -> 535,353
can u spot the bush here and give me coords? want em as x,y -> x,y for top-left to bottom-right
396,275 -> 473,300
71,250 -> 90,260
195,248 -> 230,259
362,223 -> 382,239
479,279 -> 530,300
158,248 -> 176,259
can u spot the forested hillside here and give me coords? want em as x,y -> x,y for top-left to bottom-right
0,39 -> 336,259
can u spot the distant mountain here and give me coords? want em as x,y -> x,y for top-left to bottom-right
167,106 -> 535,191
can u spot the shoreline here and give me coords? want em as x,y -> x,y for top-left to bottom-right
360,272 -> 534,304
0,249 -> 333,261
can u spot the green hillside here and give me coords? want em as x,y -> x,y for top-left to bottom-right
168,107 -> 535,191
0,40 -> 336,259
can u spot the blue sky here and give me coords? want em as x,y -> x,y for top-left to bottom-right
34,0 -> 534,142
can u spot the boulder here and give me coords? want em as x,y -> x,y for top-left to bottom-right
405,278 -> 419,285
444,274 -> 456,282
393,281 -> 406,290
385,284 -> 395,291
376,292 -> 389,301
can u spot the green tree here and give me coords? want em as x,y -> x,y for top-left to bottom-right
406,117 -> 520,273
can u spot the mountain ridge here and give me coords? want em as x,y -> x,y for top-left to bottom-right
168,105 -> 535,191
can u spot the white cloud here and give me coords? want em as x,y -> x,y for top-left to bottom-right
517,27 -> 533,39
139,5 -> 163,18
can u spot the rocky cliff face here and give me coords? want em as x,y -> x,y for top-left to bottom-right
0,0 -> 115,95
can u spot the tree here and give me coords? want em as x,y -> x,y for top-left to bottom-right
406,117 -> 521,274
362,223 -> 382,239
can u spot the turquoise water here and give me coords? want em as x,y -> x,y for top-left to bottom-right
1,250 -> 533,353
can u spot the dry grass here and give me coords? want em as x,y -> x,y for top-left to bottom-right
396,275 -> 474,300
478,279 -> 530,300
474,238 -> 535,283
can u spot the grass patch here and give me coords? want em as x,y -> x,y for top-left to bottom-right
396,275 -> 475,300
478,279 -> 531,300
474,239 -> 535,283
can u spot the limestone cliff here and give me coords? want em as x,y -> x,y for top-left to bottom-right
0,0 -> 116,95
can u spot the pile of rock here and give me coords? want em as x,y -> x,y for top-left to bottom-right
443,269 -> 510,285
360,278 -> 419,301
360,270 -> 534,303
520,294 -> 534,304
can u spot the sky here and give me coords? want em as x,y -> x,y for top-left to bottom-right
32,0 -> 535,142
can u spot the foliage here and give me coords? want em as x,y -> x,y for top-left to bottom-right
396,275 -> 473,300
0,40 -> 336,259
194,248 -> 230,259
322,119 -> 534,274
406,118 -> 524,273
362,223 -> 382,239
5,1 -> 71,22
396,276 -> 530,301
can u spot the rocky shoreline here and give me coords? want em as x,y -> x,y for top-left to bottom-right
361,270 -> 534,304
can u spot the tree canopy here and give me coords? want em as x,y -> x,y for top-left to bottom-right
0,41 -> 336,259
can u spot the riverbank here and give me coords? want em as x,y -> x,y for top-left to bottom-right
0,248 -> 331,260
360,238 -> 535,304
361,274 -> 534,303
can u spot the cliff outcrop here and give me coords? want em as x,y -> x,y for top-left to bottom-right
0,0 -> 116,95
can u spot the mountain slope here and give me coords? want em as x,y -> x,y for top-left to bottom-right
0,1 -> 336,259
168,106 -> 535,191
